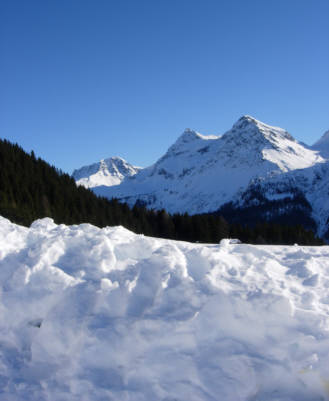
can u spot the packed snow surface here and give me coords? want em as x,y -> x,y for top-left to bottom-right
1,216 -> 329,400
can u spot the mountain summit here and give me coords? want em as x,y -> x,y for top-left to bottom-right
229,115 -> 295,144
219,115 -> 322,172
72,156 -> 141,189
312,129 -> 329,158
74,116 -> 325,216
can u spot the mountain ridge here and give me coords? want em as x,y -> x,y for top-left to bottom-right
72,116 -> 329,238
73,115 -> 326,212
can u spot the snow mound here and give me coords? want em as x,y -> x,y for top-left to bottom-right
1,216 -> 329,400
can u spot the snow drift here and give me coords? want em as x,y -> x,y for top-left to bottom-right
1,216 -> 329,400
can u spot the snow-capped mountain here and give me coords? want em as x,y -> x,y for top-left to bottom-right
72,156 -> 141,188
73,116 -> 329,238
79,116 -> 324,214
312,130 -> 329,158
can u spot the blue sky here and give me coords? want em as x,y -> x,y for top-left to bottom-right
1,0 -> 328,173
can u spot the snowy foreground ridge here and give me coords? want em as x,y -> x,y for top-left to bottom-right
1,217 -> 329,401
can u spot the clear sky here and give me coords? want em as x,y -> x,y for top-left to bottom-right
1,0 -> 328,173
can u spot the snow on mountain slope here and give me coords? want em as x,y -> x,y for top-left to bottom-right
312,130 -> 329,158
91,116 -> 324,214
1,216 -> 329,401
232,160 -> 329,238
72,156 -> 141,188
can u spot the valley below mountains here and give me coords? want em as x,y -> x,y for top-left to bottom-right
73,116 -> 329,240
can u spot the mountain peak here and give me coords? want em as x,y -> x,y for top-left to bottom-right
228,115 -> 295,144
232,115 -> 280,131
183,128 -> 196,134
106,156 -> 126,162
180,128 -> 202,140
165,128 -> 219,159
313,130 -> 329,147
179,128 -> 219,142
72,157 -> 141,189
234,115 -> 259,127
312,130 -> 329,158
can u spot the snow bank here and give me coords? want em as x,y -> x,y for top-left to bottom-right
0,216 -> 329,400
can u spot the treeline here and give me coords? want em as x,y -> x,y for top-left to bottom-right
229,222 -> 321,245
218,187 -> 317,231
0,138 -> 324,245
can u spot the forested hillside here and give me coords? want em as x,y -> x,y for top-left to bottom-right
0,139 -> 323,245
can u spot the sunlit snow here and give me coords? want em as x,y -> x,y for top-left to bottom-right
76,116 -> 325,215
73,156 -> 141,189
1,216 -> 329,400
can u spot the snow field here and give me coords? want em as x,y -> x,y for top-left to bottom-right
0,217 -> 329,400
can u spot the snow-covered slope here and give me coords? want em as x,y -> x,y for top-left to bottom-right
312,130 -> 329,158
72,156 -> 141,188
1,216 -> 329,401
231,160 -> 329,238
90,116 -> 324,214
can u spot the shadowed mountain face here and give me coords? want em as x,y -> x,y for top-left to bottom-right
312,129 -> 329,158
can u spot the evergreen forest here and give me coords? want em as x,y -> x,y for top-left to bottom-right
0,138 -> 324,245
